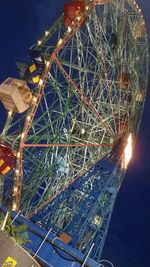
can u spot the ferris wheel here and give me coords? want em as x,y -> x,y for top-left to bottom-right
0,0 -> 148,263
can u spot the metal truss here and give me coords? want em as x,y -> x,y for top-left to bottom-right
0,0 -> 148,262
30,152 -> 124,262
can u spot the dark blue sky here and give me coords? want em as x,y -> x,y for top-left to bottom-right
0,1 -> 150,266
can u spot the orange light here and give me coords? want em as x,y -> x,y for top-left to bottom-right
39,79 -> 44,86
1,166 -> 11,175
0,159 -> 4,167
122,134 -> 133,169
12,202 -> 17,211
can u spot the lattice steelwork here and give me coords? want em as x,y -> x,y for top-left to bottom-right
0,0 -> 148,262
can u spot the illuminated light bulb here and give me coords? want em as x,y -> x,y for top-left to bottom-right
8,111 -> 13,116
27,115 -> 31,121
85,5 -> 89,10
21,133 -> 25,139
67,26 -> 72,33
77,16 -> 81,21
45,31 -> 49,36
15,169 -> 19,175
81,128 -> 85,134
39,79 -> 44,86
32,96 -> 37,103
38,40 -> 42,45
17,152 -> 20,158
12,202 -> 17,211
57,38 -> 63,46
13,186 -> 18,194
46,61 -> 50,67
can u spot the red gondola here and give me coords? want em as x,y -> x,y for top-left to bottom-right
64,0 -> 85,27
0,143 -> 16,175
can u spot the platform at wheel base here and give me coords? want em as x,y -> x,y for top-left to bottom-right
0,205 -> 100,267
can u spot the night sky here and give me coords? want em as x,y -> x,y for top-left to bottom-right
0,1 -> 150,266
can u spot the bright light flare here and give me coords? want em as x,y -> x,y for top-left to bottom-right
122,134 -> 133,169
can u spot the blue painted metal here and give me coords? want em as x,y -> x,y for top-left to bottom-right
30,151 -> 124,262
0,205 -> 100,267
0,138 -> 125,265
31,158 -> 114,224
